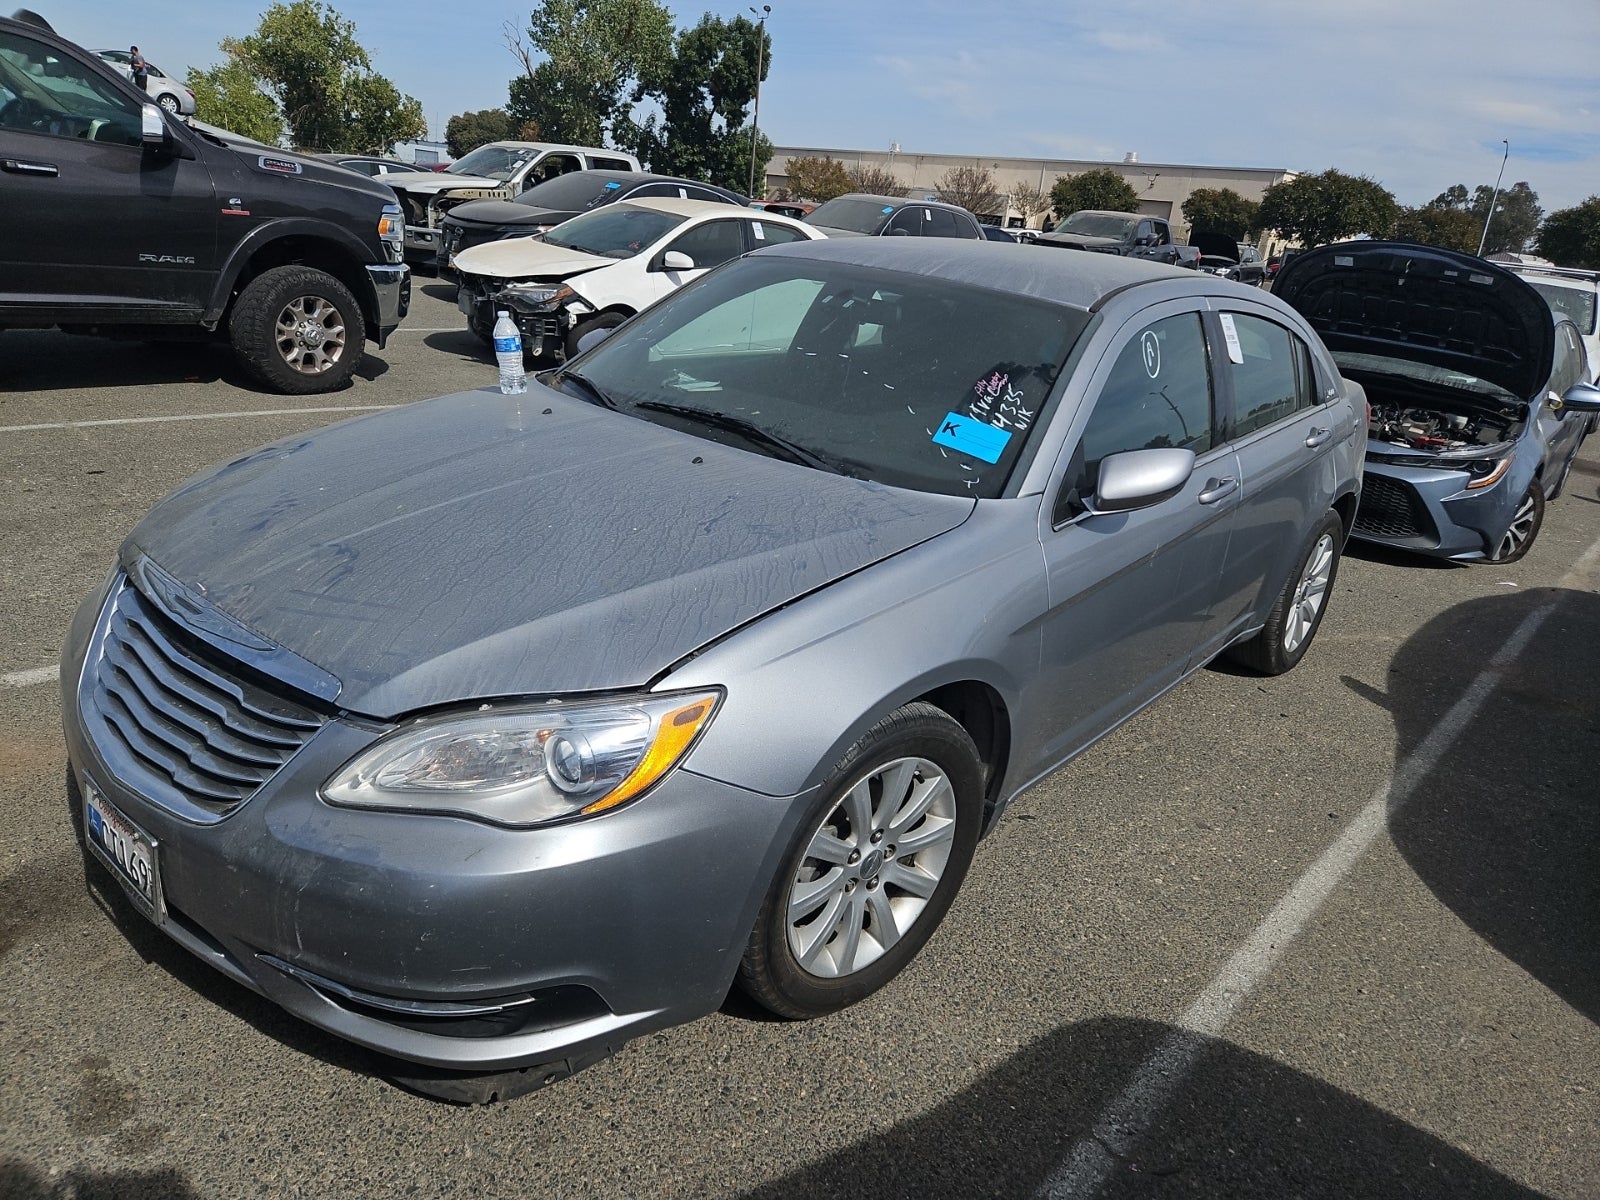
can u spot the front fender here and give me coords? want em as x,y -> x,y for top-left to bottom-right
206,219 -> 382,325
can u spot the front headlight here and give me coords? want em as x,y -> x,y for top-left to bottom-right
378,203 -> 404,262
322,689 -> 722,827
497,282 -> 575,308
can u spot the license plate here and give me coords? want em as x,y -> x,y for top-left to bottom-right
83,780 -> 164,920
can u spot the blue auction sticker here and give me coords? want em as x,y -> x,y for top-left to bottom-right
932,411 -> 1011,463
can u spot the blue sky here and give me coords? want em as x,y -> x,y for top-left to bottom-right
43,0 -> 1600,212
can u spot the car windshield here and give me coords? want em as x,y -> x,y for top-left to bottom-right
1058,213 -> 1136,238
542,205 -> 687,258
806,198 -> 897,235
516,173 -> 631,211
448,146 -> 535,181
1526,280 -> 1597,335
565,254 -> 1091,498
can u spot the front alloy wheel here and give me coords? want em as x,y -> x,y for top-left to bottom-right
738,702 -> 984,1018
1488,482 -> 1545,563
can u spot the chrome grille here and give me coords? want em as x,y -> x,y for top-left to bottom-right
85,581 -> 324,821
1355,475 -> 1435,541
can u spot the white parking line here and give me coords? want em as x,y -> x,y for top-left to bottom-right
0,404 -> 394,434
2,666 -> 58,689
1039,531 -> 1600,1199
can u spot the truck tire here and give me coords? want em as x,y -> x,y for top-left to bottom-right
230,266 -> 365,395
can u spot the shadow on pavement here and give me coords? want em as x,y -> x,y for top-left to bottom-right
0,332 -> 241,393
1379,587 -> 1600,1024
737,1017 -> 1543,1199
0,1161 -> 200,1200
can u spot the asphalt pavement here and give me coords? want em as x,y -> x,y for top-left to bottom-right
1,280 -> 1596,1199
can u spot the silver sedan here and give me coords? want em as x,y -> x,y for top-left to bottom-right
62,240 -> 1364,1099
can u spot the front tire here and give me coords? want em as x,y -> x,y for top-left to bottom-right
230,266 -> 365,395
1487,481 -> 1545,564
1227,511 -> 1343,675
737,703 -> 985,1019
564,311 -> 627,360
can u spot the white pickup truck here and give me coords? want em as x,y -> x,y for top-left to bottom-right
386,140 -> 640,263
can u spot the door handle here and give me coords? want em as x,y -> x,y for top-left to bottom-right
1304,426 -> 1332,448
1,159 -> 58,177
1198,476 -> 1238,504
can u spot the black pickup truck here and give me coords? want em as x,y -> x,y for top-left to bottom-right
0,13 -> 409,393
1034,209 -> 1198,268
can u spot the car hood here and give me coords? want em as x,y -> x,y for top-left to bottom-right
1190,231 -> 1240,262
386,173 -> 504,196
1037,232 -> 1122,250
447,200 -> 575,228
1273,241 -> 1555,400
807,225 -> 868,238
453,238 -> 613,281
121,389 -> 973,718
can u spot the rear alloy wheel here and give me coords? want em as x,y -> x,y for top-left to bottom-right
230,266 -> 365,394
737,702 -> 984,1019
1487,481 -> 1545,564
1226,511 -> 1343,675
157,93 -> 181,114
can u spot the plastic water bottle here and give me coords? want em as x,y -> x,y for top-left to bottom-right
494,310 -> 527,394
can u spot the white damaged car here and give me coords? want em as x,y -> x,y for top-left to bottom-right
453,197 -> 824,362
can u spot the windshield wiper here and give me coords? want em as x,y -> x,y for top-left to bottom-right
634,401 -> 839,471
551,369 -> 619,410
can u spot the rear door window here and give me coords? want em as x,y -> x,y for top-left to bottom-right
925,208 -> 967,238
1220,313 -> 1318,437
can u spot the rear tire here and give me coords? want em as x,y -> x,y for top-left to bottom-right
737,703 -> 984,1019
230,266 -> 364,395
1226,511 -> 1343,675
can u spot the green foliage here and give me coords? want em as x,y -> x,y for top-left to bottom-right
1256,169 -> 1398,248
1537,197 -> 1600,269
783,156 -> 852,203
1181,187 -> 1260,240
625,14 -> 771,193
222,0 -> 426,153
445,109 -> 516,158
185,59 -> 284,146
1394,204 -> 1482,254
1048,169 -> 1139,219
506,0 -> 674,148
1473,181 -> 1541,255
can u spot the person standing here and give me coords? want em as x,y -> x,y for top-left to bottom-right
129,45 -> 148,92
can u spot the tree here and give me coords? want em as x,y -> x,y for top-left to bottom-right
1256,169 -> 1398,248
625,14 -> 771,193
1181,187 -> 1260,240
504,0 -> 674,149
1537,198 -> 1600,269
935,165 -> 1001,217
784,156 -> 852,203
847,163 -> 906,197
1049,169 -> 1138,219
445,109 -> 515,158
186,59 -> 284,146
1393,204 -> 1482,254
222,1 -> 425,153
1009,181 -> 1051,227
1473,181 -> 1542,256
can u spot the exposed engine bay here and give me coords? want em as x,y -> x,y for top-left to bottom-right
1369,402 -> 1520,451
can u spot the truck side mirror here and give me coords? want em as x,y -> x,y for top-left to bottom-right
140,103 -> 166,148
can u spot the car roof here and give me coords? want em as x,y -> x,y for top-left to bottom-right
618,196 -> 804,225
830,192 -> 972,215
753,236 -> 1198,309
479,140 -> 639,158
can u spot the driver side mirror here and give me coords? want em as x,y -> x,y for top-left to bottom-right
1561,381 -> 1600,412
140,103 -> 166,148
1086,448 -> 1196,514
656,250 -> 695,272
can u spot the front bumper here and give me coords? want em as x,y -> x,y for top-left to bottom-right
60,578 -> 810,1072
1350,457 -> 1525,560
364,263 -> 410,348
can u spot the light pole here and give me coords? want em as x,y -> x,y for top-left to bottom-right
1477,139 -> 1509,258
747,5 -> 770,200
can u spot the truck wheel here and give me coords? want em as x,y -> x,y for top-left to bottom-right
230,266 -> 365,395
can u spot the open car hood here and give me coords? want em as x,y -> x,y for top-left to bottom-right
1273,241 -> 1555,400
453,238 -> 612,280
122,390 -> 973,718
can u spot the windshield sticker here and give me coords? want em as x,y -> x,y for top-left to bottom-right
752,222 -> 766,240
1218,314 -> 1245,364
933,412 -> 1012,464
882,206 -> 894,214
604,181 -> 622,189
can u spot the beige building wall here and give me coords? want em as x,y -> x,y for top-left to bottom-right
768,146 -> 1297,251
